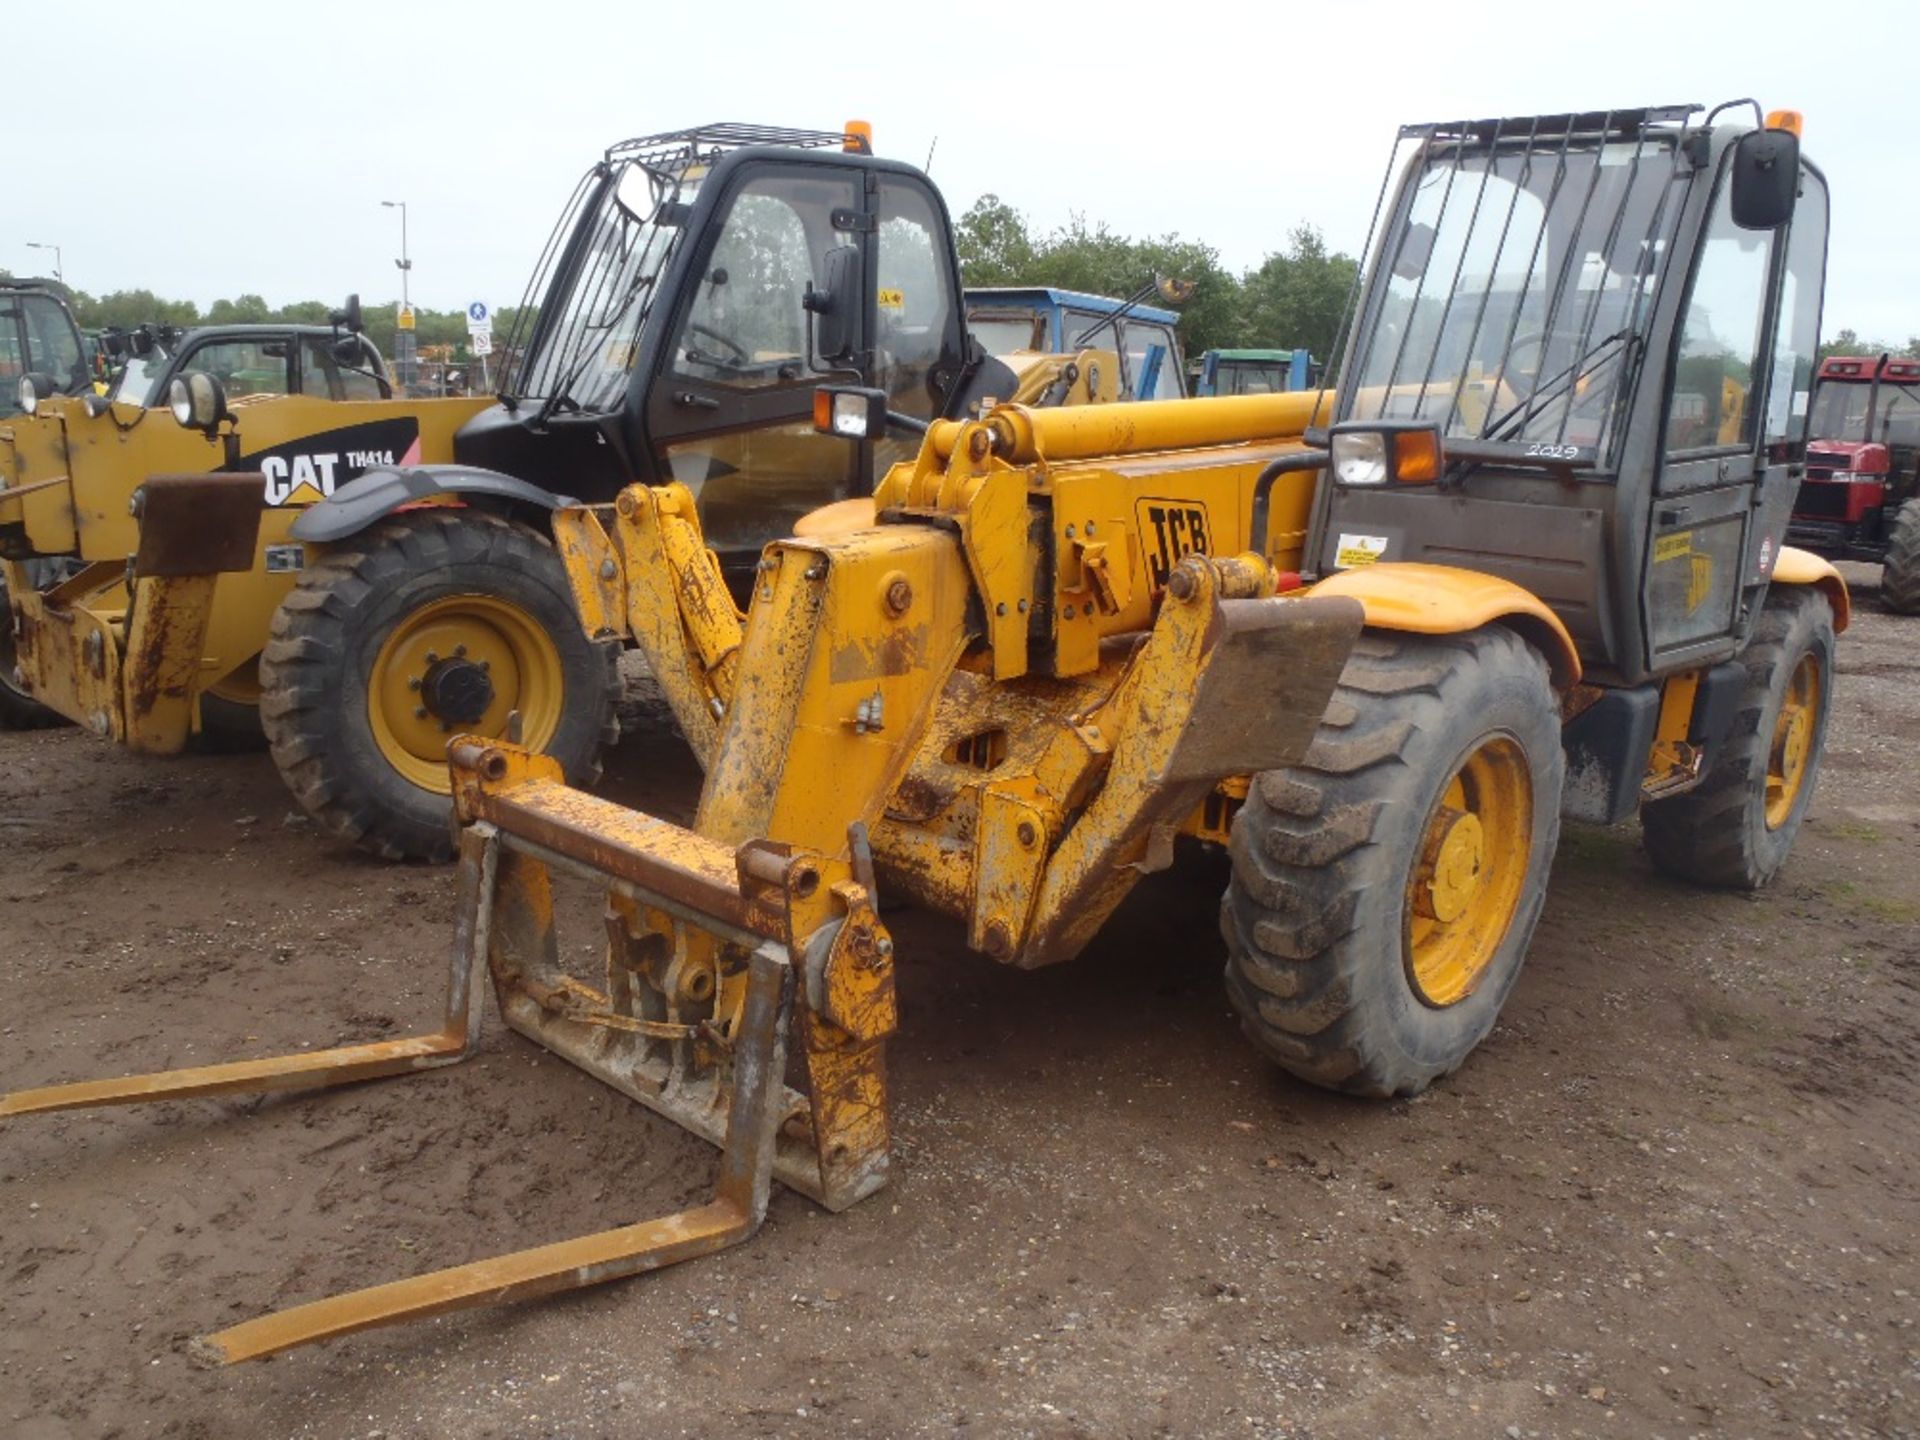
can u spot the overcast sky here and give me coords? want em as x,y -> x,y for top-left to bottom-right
10,0 -> 1915,343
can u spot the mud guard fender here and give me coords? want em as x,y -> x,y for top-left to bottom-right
1768,545 -> 1851,632
288,464 -> 576,544
1306,561 -> 1583,688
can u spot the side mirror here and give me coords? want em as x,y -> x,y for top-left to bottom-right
329,293 -> 366,334
1731,127 -> 1799,230
806,244 -> 861,364
1391,223 -> 1437,281
128,328 -> 156,359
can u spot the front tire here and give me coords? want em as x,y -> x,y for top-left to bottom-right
1641,586 -> 1834,889
1222,627 -> 1564,1098
258,510 -> 619,862
1882,498 -> 1920,614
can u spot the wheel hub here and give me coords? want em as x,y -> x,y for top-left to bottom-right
419,655 -> 495,726
1776,707 -> 1809,782
1420,807 -> 1485,924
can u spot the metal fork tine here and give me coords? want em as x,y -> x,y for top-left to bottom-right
193,941 -> 794,1365
0,826 -> 498,1120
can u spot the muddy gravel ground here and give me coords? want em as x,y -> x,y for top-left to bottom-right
2,564 -> 1916,1440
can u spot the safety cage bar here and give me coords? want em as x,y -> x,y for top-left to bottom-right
1310,102 -> 1714,474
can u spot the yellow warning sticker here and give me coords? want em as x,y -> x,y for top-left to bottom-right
1654,531 -> 1693,563
1687,553 -> 1714,614
877,288 -> 905,311
1334,532 -> 1389,569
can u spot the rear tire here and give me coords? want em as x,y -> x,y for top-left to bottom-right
1221,627 -> 1564,1098
1881,498 -> 1920,614
0,569 -> 68,730
1642,586 -> 1834,889
258,510 -> 619,862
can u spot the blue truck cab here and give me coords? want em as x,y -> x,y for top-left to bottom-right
963,286 -> 1186,401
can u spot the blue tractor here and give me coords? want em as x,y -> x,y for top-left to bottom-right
963,285 -> 1187,401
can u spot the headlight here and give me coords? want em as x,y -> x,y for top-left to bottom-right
18,376 -> 37,415
831,392 -> 870,437
810,384 -> 888,441
1330,430 -> 1389,486
167,371 -> 229,433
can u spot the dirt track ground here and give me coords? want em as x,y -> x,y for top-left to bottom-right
2,561 -> 1916,1440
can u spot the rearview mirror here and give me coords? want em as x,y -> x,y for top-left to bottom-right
1731,128 -> 1799,230
806,245 -> 860,364
329,293 -> 366,335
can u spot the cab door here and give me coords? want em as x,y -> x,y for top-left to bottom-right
645,161 -> 966,578
1642,156 -> 1825,668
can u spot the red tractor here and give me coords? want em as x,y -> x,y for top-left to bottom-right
1788,353 -> 1920,611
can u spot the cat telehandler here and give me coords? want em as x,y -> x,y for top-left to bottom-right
0,123 -> 1115,858
2,102 -> 1850,1363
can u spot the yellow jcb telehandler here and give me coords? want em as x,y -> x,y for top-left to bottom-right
2,102 -> 1850,1362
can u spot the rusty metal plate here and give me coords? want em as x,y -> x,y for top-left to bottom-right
466,778 -> 791,942
1160,594 -> 1365,783
132,473 -> 265,577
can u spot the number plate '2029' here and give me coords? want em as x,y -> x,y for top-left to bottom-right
1135,497 -> 1213,590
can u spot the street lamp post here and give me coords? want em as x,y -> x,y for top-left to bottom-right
380,200 -> 414,388
380,200 -> 411,310
25,241 -> 63,285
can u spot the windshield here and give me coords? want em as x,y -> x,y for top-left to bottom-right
1807,380 -> 1874,442
508,162 -> 699,411
1345,128 -> 1690,462
1221,361 -> 1287,395
968,313 -> 1046,355
112,348 -> 174,406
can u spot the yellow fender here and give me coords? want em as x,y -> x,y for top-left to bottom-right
1306,562 -> 1583,688
1770,545 -> 1851,632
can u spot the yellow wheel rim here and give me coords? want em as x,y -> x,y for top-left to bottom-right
1764,653 -> 1820,830
368,594 -> 564,793
1405,736 -> 1533,1008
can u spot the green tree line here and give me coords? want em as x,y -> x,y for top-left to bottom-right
0,276 -> 517,362
955,196 -> 1359,361
1820,328 -> 1920,361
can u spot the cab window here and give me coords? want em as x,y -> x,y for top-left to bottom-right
1665,163 -> 1777,454
182,338 -> 292,399
1128,321 -> 1183,400
22,297 -> 85,390
670,172 -> 856,390
1762,168 -> 1828,451
301,336 -> 385,400
874,178 -> 959,423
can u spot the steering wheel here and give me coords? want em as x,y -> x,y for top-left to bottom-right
1504,330 -> 1551,390
683,322 -> 750,368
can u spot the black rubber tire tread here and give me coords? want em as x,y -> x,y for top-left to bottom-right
1641,586 -> 1834,890
1881,498 -> 1920,615
1221,626 -> 1565,1099
0,571 -> 67,729
258,510 -> 619,862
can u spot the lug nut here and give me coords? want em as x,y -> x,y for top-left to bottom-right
415,706 -> 428,719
